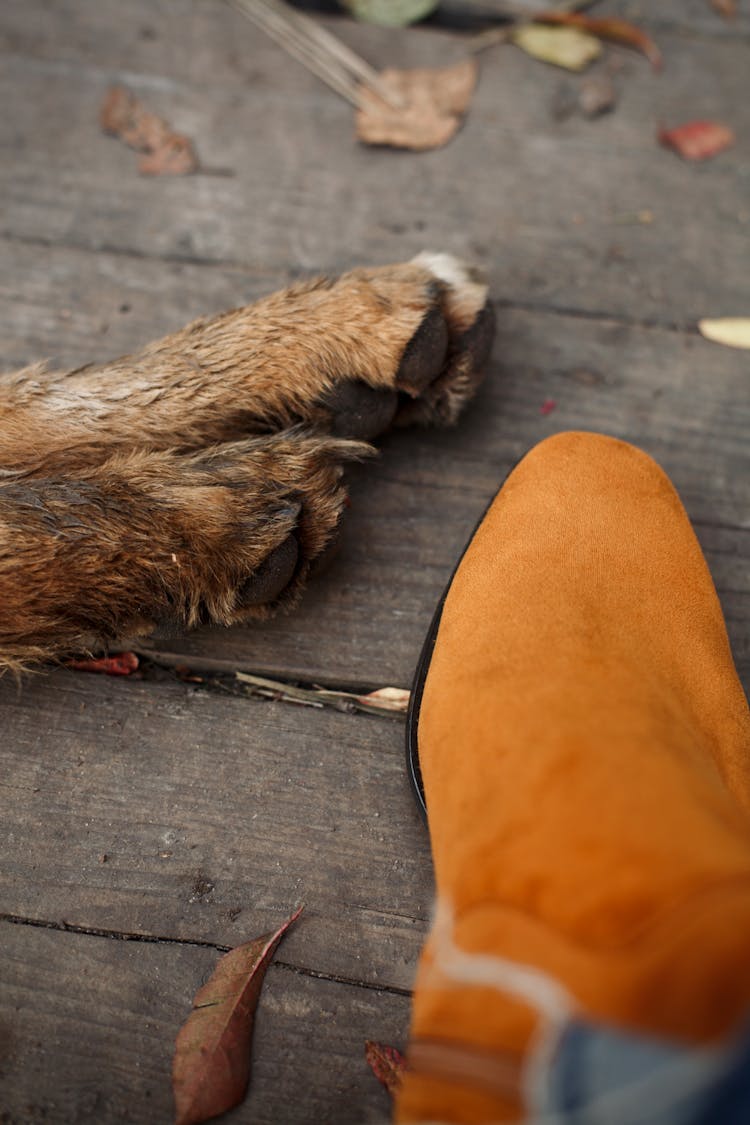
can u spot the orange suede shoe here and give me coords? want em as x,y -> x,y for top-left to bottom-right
398,432 -> 750,1124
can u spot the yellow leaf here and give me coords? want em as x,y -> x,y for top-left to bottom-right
698,318 -> 750,350
512,25 -> 602,71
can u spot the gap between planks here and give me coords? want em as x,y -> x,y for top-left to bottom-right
129,652 -> 412,708
0,230 -> 708,339
0,912 -> 413,998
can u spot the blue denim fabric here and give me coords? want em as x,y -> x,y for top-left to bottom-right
532,1020 -> 750,1125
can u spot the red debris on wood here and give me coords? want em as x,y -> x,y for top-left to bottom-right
365,1040 -> 407,1097
658,120 -> 735,161
67,652 -> 139,676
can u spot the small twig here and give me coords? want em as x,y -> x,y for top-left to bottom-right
462,0 -> 599,18
466,0 -> 601,52
555,0 -> 601,12
228,0 -> 404,110
466,27 -> 512,53
265,0 -> 389,94
230,0 -> 362,106
235,671 -> 410,719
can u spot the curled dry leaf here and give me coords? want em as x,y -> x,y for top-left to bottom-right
100,86 -> 199,175
658,120 -> 734,161
365,1040 -> 407,1096
172,907 -> 302,1125
67,652 -> 139,676
536,13 -> 662,70
356,59 -> 477,151
355,687 -> 411,713
698,318 -> 750,350
512,25 -> 602,72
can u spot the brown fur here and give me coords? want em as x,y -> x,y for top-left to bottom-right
0,255 -> 493,673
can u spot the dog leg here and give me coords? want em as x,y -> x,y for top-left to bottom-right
0,254 -> 493,474
0,431 -> 363,673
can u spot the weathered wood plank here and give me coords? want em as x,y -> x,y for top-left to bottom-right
2,237 -> 748,690
0,670 -> 432,991
607,0 -> 750,37
0,919 -> 405,1124
1,9 -> 748,325
1,4 -> 747,1121
437,0 -> 750,36
0,236 -> 288,373
2,0 -> 748,78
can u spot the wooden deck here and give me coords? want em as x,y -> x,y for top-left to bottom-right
1,2 -> 749,1121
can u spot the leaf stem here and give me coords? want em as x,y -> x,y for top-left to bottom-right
467,0 -> 602,51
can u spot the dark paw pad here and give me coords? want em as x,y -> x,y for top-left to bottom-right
455,301 -> 496,371
396,307 -> 449,396
320,381 -> 398,440
239,533 -> 300,607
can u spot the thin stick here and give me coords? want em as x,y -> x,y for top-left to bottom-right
230,0 -> 363,106
235,671 -> 410,719
466,27 -> 512,53
466,0 -> 602,52
228,0 -> 404,110
263,0 -> 397,100
462,0 -> 600,15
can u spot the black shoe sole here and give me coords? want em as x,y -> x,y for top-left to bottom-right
405,462 -> 520,823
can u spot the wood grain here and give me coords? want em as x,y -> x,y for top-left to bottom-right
0,919 -> 406,1124
0,670 -> 432,991
1,10 -> 748,325
141,301 -> 750,691
2,237 -> 748,690
1,3 -> 749,1119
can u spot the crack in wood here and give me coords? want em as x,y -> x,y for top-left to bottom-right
0,228 -> 263,274
492,296 -> 698,336
0,910 -> 230,950
132,651 -> 412,707
274,960 -> 412,997
0,229 -> 711,339
0,912 -> 413,997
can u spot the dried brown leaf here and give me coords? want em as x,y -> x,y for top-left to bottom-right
536,13 -> 662,69
356,59 -> 477,151
137,136 -> 198,176
658,120 -> 735,161
172,907 -> 302,1125
100,86 -> 198,176
365,1040 -> 407,1096
710,0 -> 737,18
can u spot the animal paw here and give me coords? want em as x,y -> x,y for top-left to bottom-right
312,252 -> 495,435
0,431 -> 367,670
168,431 -> 368,626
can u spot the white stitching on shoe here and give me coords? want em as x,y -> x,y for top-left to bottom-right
427,898 -> 576,1023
